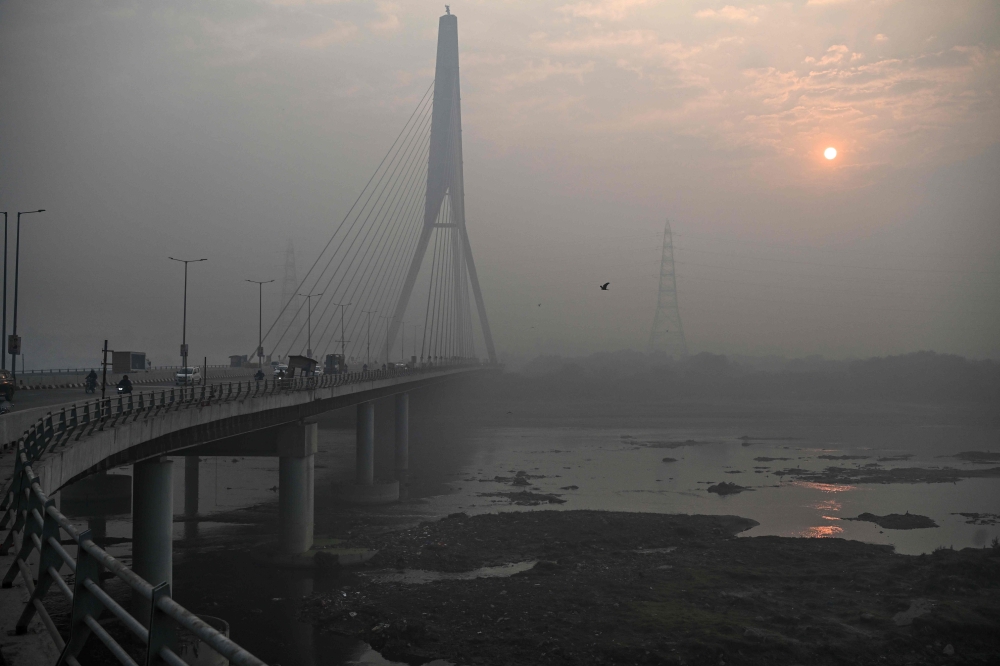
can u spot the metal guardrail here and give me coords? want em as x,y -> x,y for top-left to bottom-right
0,359 -> 484,664
18,366 -> 237,376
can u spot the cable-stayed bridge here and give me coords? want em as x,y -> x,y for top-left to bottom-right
263,13 -> 495,370
0,12 -> 496,666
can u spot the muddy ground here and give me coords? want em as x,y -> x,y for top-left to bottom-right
303,510 -> 1000,666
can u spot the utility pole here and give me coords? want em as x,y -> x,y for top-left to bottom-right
101,340 -> 109,401
10,209 -> 45,382
333,302 -> 351,368
1,212 -> 6,370
362,309 -> 377,368
298,292 -> 323,358
169,257 -> 207,380
246,279 -> 274,368
379,315 -> 391,367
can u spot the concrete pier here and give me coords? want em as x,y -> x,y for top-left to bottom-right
132,458 -> 173,620
356,401 -> 375,485
339,400 -> 398,504
394,393 -> 409,499
278,422 -> 317,555
184,456 -> 199,517
184,455 -> 199,541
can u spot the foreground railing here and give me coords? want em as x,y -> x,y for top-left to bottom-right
0,445 -> 267,665
0,358 -> 484,663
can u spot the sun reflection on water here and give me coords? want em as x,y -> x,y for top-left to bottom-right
794,481 -> 855,493
800,525 -> 844,538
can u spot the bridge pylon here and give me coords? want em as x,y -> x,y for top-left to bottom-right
386,12 -> 497,363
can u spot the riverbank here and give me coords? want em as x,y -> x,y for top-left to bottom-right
302,510 -> 1000,666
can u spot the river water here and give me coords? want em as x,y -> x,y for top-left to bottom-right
61,398 -> 999,665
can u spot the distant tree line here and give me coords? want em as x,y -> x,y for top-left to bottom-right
481,351 -> 1000,405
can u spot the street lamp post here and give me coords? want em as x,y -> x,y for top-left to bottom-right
298,292 -> 323,358
246,279 -> 274,368
379,316 -> 391,368
10,210 -> 45,382
400,320 -> 406,362
333,302 -> 351,370
362,309 -> 377,369
169,257 -> 207,381
1,211 -> 7,371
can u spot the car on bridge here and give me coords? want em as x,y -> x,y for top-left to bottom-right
0,369 -> 14,400
175,366 -> 201,385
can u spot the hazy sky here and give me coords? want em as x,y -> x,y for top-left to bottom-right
1,0 -> 998,368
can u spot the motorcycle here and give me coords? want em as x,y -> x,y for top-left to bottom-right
85,379 -> 97,394
117,384 -> 133,395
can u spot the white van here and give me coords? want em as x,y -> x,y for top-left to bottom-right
175,366 -> 201,385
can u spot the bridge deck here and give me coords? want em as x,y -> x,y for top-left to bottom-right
1,363 -> 493,499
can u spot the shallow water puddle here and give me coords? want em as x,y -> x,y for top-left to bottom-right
369,561 -> 537,584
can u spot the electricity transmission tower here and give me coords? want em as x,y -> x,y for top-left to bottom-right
649,220 -> 688,356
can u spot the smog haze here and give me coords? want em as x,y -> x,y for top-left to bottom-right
1,0 -> 998,368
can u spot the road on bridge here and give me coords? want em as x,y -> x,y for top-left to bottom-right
6,381 -> 182,412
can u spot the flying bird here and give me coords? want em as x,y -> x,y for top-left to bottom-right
538,303 -> 542,307
600,282 -> 610,290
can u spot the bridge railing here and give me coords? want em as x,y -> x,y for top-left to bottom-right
0,357 -> 486,663
1,444 -> 267,665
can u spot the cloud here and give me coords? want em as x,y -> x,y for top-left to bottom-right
369,2 -> 401,35
498,59 -> 596,91
558,0 -> 659,21
301,20 -> 358,48
694,5 -> 760,24
269,0 -> 347,5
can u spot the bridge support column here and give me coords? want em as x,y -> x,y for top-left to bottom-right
278,422 -> 317,555
184,456 -> 199,517
356,402 -> 374,485
338,401 -> 398,504
184,455 -> 199,541
132,458 -> 173,621
394,393 -> 409,499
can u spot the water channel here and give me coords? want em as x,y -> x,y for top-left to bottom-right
59,395 -> 999,665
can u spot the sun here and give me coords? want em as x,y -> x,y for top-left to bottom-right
824,147 -> 838,160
